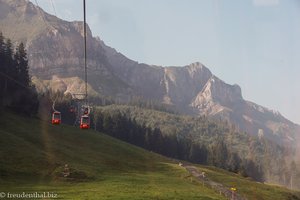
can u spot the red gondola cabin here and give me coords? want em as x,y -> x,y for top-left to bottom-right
52,111 -> 61,125
80,115 -> 90,129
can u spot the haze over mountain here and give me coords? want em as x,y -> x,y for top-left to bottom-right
0,0 -> 299,146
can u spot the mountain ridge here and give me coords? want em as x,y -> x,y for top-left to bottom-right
0,0 -> 299,144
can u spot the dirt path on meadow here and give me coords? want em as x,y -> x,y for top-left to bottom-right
184,165 -> 247,200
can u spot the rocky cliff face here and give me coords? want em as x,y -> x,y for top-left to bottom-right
163,63 -> 212,106
191,75 -> 243,112
0,0 -> 130,97
94,42 -> 300,144
1,0 -> 299,144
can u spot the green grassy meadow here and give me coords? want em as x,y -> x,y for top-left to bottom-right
196,165 -> 300,200
0,112 -> 225,200
0,112 -> 299,199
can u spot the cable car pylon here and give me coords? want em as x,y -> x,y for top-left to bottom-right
79,0 -> 91,130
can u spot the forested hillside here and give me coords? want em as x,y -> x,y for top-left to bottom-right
92,105 -> 300,188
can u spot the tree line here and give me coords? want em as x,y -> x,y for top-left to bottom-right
93,108 -> 265,182
0,32 -> 39,115
94,105 -> 300,187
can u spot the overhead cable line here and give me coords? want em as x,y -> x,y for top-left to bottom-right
83,0 -> 88,105
35,0 -> 51,29
49,0 -> 57,17
0,71 -> 31,90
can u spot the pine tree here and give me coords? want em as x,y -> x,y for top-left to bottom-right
0,33 -> 39,115
209,139 -> 228,168
189,143 -> 199,163
227,152 -> 241,173
3,38 -> 14,99
0,32 -> 5,106
0,32 -> 4,67
15,42 -> 30,87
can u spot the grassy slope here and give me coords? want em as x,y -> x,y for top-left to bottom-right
0,112 -> 299,200
196,165 -> 300,200
0,112 -> 225,200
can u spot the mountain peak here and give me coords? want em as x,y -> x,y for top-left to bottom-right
190,74 -> 243,116
187,61 -> 203,68
205,75 -> 243,104
1,0 -> 29,6
1,0 -> 38,17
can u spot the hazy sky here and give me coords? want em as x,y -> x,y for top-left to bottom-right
33,0 -> 300,124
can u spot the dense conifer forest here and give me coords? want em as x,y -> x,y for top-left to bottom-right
0,32 -> 38,115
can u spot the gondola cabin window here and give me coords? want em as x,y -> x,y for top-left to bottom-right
80,115 -> 90,129
52,111 -> 61,125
